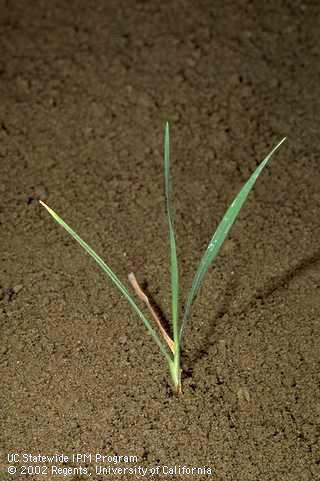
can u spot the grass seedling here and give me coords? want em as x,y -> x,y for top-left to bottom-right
40,123 -> 286,395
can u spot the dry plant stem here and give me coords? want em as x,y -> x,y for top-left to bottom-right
128,272 -> 175,354
128,272 -> 181,394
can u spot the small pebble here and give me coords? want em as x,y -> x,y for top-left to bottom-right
237,386 -> 250,403
119,334 -> 128,345
13,284 -> 23,294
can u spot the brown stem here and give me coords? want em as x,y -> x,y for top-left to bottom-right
128,272 -> 175,354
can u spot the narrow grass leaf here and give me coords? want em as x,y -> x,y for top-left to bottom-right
180,137 -> 286,342
164,122 -> 179,343
39,200 -> 172,364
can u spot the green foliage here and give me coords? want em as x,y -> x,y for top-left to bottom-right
40,123 -> 286,394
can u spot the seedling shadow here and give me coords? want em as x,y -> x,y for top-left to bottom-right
181,271 -> 239,379
181,248 -> 320,375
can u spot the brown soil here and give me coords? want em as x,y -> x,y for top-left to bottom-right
1,1 -> 319,480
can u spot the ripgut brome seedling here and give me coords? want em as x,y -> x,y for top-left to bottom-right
40,123 -> 286,395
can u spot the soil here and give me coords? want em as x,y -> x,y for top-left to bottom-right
1,1 -> 319,480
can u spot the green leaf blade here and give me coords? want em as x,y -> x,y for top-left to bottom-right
39,200 -> 172,364
164,121 -> 179,343
179,137 -> 286,342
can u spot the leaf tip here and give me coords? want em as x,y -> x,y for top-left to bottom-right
39,200 -> 57,220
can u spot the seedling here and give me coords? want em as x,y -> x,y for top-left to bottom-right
40,123 -> 286,394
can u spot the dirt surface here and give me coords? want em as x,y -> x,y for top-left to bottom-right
1,1 -> 319,480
